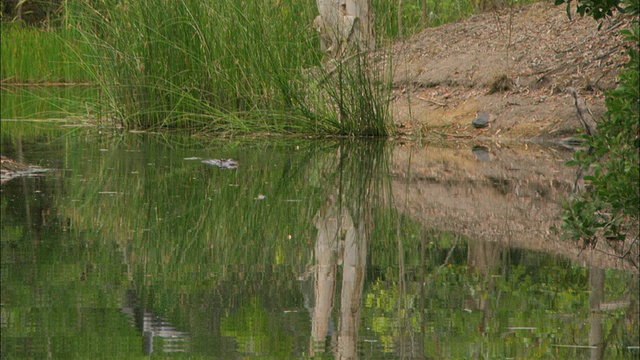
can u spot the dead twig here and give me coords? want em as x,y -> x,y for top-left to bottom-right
551,45 -> 577,54
416,95 -> 446,107
590,235 -> 639,268
435,243 -> 457,275
567,87 -> 596,136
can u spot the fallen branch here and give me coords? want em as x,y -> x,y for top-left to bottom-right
416,95 -> 446,107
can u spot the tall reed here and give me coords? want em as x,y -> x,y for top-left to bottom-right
70,0 -> 393,136
1,23 -> 90,83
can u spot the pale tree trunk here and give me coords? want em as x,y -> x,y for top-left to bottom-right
314,0 -> 375,60
310,195 -> 340,356
16,0 -> 23,26
397,0 -> 403,38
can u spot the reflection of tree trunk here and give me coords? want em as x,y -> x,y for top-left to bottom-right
396,222 -> 407,357
466,240 -> 502,334
466,240 -> 501,360
337,208 -> 366,360
310,196 -> 340,355
309,141 -> 382,359
589,267 -> 605,360
311,190 -> 370,360
467,240 -> 501,274
395,221 -> 422,357
419,232 -> 426,352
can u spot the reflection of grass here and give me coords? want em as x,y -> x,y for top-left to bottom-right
54,135 -> 393,310
1,23 -> 90,83
0,86 -> 101,151
1,172 -> 135,358
61,137 -> 324,281
363,243 -> 638,359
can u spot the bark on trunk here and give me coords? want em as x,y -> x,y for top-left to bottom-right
314,0 -> 374,60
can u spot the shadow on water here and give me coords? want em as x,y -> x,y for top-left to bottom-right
1,123 -> 638,358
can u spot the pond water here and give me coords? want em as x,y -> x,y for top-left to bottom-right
1,88 -> 638,359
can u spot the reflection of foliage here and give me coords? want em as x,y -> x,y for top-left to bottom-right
3,130 -> 638,358
362,233 -> 637,359
365,280 -> 420,352
1,174 -> 135,358
220,297 -> 293,357
50,134 -> 391,356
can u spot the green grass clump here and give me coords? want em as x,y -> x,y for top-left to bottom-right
1,23 -> 90,83
70,0 -> 393,136
2,1 -> 543,136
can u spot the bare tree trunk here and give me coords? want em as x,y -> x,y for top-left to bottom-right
16,0 -> 23,26
397,0 -> 404,38
421,0 -> 428,26
314,0 -> 375,60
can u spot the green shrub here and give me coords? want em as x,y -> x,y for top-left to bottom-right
560,23 -> 639,257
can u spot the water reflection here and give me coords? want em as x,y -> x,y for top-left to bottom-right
1,128 -> 638,359
308,142 -> 384,358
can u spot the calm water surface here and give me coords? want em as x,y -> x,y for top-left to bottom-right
1,90 -> 638,359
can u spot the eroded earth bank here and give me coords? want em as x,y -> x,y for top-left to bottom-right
387,2 -> 633,141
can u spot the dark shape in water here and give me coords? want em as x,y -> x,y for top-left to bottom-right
201,158 -> 239,169
1,155 -> 49,184
472,113 -> 490,128
121,290 -> 190,354
472,146 -> 490,161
